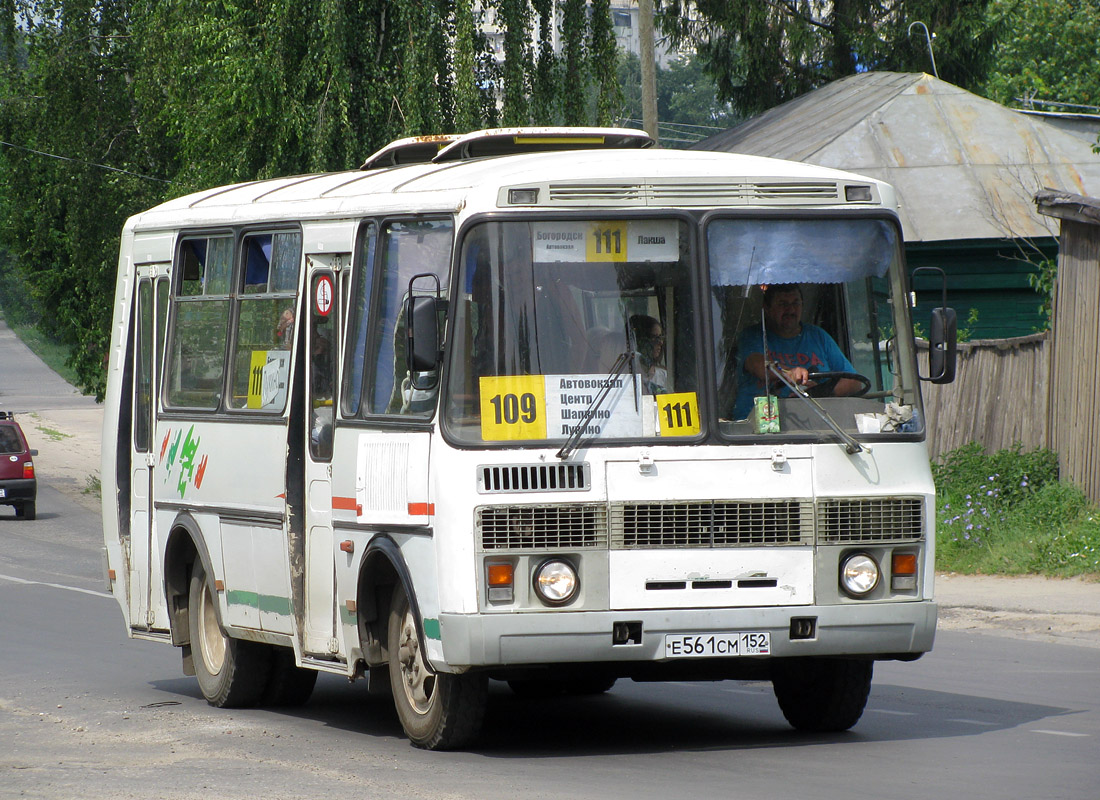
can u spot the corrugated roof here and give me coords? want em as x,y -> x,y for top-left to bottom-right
695,72 -> 1100,243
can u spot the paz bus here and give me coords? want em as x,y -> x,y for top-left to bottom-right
101,127 -> 957,749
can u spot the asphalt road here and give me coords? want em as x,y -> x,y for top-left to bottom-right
2,317 -> 1099,799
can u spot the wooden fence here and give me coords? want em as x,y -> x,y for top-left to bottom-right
919,333 -> 1049,462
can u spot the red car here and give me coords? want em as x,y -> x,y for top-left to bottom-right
0,412 -> 37,520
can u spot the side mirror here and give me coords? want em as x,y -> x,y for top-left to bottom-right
927,307 -> 957,384
911,266 -> 957,385
406,294 -> 440,373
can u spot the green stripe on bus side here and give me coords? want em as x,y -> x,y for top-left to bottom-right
423,617 -> 441,640
225,590 -> 292,617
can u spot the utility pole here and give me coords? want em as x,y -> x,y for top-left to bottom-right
638,0 -> 658,145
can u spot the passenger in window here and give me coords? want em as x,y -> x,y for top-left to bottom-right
276,308 -> 295,348
630,314 -> 668,394
732,284 -> 862,419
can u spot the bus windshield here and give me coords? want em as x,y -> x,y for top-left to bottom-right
443,214 -> 921,447
708,216 -> 921,440
444,217 -> 700,445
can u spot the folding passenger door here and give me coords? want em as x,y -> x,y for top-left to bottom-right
301,257 -> 343,656
130,265 -> 169,631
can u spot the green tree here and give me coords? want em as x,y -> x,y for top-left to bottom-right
657,0 -> 999,115
0,0 -> 165,398
0,0 -> 623,397
617,53 -> 739,146
982,0 -> 1100,111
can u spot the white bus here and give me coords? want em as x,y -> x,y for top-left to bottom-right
102,127 -> 957,749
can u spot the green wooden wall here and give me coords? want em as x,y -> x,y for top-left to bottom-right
907,237 -> 1058,340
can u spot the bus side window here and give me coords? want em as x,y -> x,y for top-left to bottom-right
227,231 -> 301,411
365,218 -> 453,418
165,236 -> 233,409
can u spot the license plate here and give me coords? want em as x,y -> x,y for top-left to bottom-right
0,489 -> 5,498
664,631 -> 771,658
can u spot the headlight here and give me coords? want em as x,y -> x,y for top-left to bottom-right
840,553 -> 880,598
533,559 -> 578,605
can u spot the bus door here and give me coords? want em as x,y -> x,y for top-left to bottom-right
302,258 -> 342,655
130,264 -> 169,630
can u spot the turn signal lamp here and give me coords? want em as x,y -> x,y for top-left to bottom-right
892,552 -> 918,591
487,563 -> 514,604
23,461 -> 34,479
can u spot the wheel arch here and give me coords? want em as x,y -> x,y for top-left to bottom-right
356,534 -> 426,668
163,511 -> 218,648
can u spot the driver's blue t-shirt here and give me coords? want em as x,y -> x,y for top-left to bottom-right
732,323 -> 855,419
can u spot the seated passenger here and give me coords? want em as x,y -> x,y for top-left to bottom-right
732,284 -> 862,419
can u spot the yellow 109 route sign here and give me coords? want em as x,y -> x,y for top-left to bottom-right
479,375 -> 547,440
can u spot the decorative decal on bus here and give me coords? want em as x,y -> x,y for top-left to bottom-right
159,426 -> 209,498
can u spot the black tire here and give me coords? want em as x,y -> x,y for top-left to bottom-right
188,562 -> 271,708
15,500 -> 35,520
387,584 -> 487,750
772,657 -> 872,732
262,646 -> 317,707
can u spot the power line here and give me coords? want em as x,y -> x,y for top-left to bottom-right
0,140 -> 172,184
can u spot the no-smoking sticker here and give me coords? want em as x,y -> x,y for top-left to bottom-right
314,275 -> 334,317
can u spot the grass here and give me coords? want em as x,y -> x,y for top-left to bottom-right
934,443 -> 1100,580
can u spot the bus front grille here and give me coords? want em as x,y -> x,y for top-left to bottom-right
817,497 -> 924,543
610,500 -> 814,549
477,503 -> 608,550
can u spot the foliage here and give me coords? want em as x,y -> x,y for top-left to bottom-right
0,0 -> 621,397
0,1 -> 165,399
655,0 -> 999,116
934,443 -> 1100,577
617,52 -> 739,146
1027,257 -> 1057,330
982,0 -> 1100,111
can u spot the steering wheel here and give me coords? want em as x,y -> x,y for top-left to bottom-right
805,371 -> 871,398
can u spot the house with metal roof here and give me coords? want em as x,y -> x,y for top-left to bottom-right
694,72 -> 1100,337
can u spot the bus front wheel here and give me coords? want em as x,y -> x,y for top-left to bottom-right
387,584 -> 487,749
188,562 -> 271,708
771,657 -> 872,732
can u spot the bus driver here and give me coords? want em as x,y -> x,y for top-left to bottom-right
732,283 -> 863,419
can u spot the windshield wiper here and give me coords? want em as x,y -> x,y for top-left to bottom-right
556,349 -> 636,460
765,362 -> 868,455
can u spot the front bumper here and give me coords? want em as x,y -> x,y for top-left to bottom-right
439,600 -> 937,668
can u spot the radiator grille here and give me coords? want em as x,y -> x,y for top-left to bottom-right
478,463 -> 590,494
477,504 -> 608,550
610,500 -> 813,549
817,497 -> 924,543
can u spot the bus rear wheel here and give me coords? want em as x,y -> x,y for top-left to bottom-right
188,562 -> 271,708
387,584 -> 487,750
262,646 -> 317,707
771,657 -> 872,732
